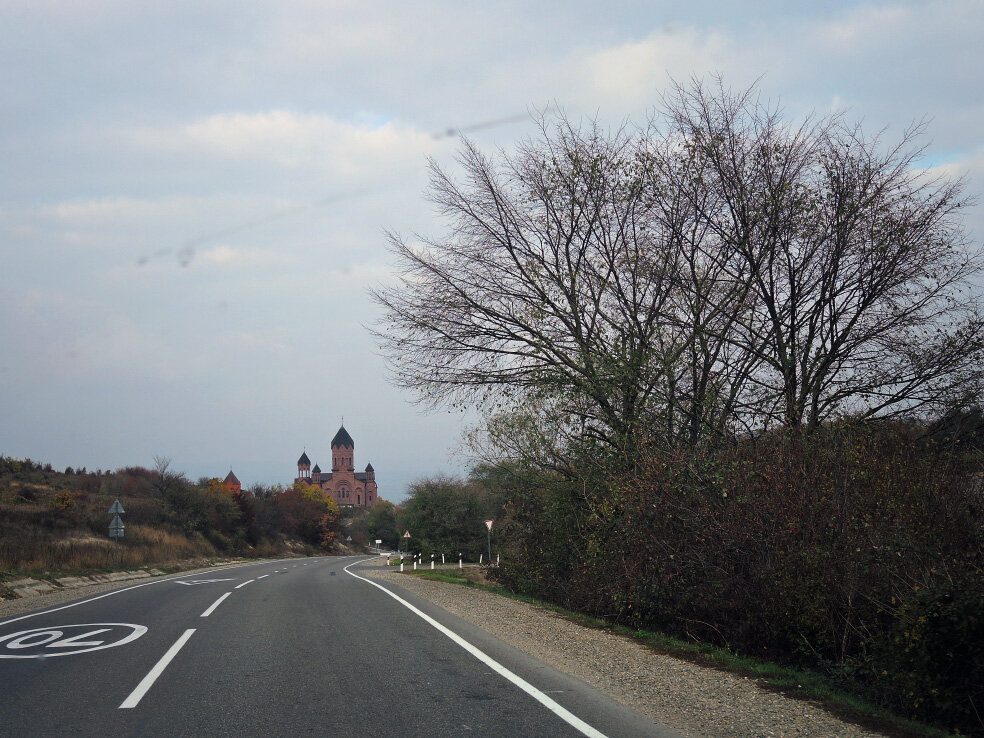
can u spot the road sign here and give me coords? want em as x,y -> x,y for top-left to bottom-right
109,514 -> 125,539
402,530 -> 411,538
108,499 -> 125,515
485,519 -> 494,531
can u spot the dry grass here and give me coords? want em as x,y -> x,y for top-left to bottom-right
0,521 -> 218,574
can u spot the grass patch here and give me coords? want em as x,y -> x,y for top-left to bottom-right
404,568 -> 951,738
415,569 -> 481,586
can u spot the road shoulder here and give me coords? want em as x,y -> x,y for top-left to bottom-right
360,561 -> 887,738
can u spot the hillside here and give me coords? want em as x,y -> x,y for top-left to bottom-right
0,457 -> 342,581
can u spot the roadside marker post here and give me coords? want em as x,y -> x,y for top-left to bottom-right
108,499 -> 125,569
431,554 -> 435,570
459,553 -> 462,570
485,519 -> 494,565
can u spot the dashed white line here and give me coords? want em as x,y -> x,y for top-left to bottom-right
0,559 -> 281,628
234,579 -> 255,589
257,574 -> 269,579
119,629 -> 196,709
200,592 -> 231,617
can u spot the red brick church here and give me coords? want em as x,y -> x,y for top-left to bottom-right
295,425 -> 378,507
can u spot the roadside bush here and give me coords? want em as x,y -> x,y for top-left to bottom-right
492,423 -> 984,734
870,575 -> 984,729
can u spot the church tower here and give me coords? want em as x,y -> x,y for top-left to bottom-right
331,426 -> 355,472
297,451 -> 311,479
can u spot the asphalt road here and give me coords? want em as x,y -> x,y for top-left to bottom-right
0,556 -> 678,737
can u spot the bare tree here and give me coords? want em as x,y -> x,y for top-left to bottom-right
373,80 -> 984,458
659,79 -> 984,429
372,118 -> 682,457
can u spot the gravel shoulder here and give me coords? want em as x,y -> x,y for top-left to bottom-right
363,561 -> 888,738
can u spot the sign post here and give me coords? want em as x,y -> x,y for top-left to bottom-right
108,499 -> 125,569
485,519 -> 494,565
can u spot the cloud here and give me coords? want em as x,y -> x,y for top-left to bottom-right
126,111 -> 435,180
583,27 -> 735,105
198,244 -> 285,269
814,5 -> 913,48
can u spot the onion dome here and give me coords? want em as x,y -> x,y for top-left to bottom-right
331,425 -> 355,448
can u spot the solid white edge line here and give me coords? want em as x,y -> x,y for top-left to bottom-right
234,579 -> 255,589
0,558 -> 309,627
200,592 -> 231,617
119,629 -> 196,709
343,560 -> 609,738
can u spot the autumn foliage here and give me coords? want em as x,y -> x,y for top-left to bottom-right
0,458 -> 350,577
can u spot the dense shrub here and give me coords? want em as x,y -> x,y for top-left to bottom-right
493,423 -> 984,734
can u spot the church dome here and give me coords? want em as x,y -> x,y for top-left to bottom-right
297,451 -> 311,466
312,464 -> 321,473
331,426 -> 355,448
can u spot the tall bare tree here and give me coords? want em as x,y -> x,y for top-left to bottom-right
373,119 -> 682,457
658,79 -> 984,429
373,80 -> 984,457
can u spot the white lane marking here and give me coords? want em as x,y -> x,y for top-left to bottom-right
175,578 -> 234,586
257,575 -> 269,579
200,592 -> 231,617
343,561 -> 609,738
234,579 -> 255,590
119,629 -> 196,709
0,558 -> 307,627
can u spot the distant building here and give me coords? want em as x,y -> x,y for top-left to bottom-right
223,470 -> 242,494
295,425 -> 378,507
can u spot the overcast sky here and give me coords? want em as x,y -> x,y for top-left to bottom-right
1,1 -> 982,500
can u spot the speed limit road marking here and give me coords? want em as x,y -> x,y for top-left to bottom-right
0,623 -> 147,658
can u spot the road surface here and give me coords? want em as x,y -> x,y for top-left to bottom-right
0,556 -> 678,737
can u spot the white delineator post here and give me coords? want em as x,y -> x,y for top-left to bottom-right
485,519 -> 494,565
459,553 -> 462,569
430,554 -> 435,570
